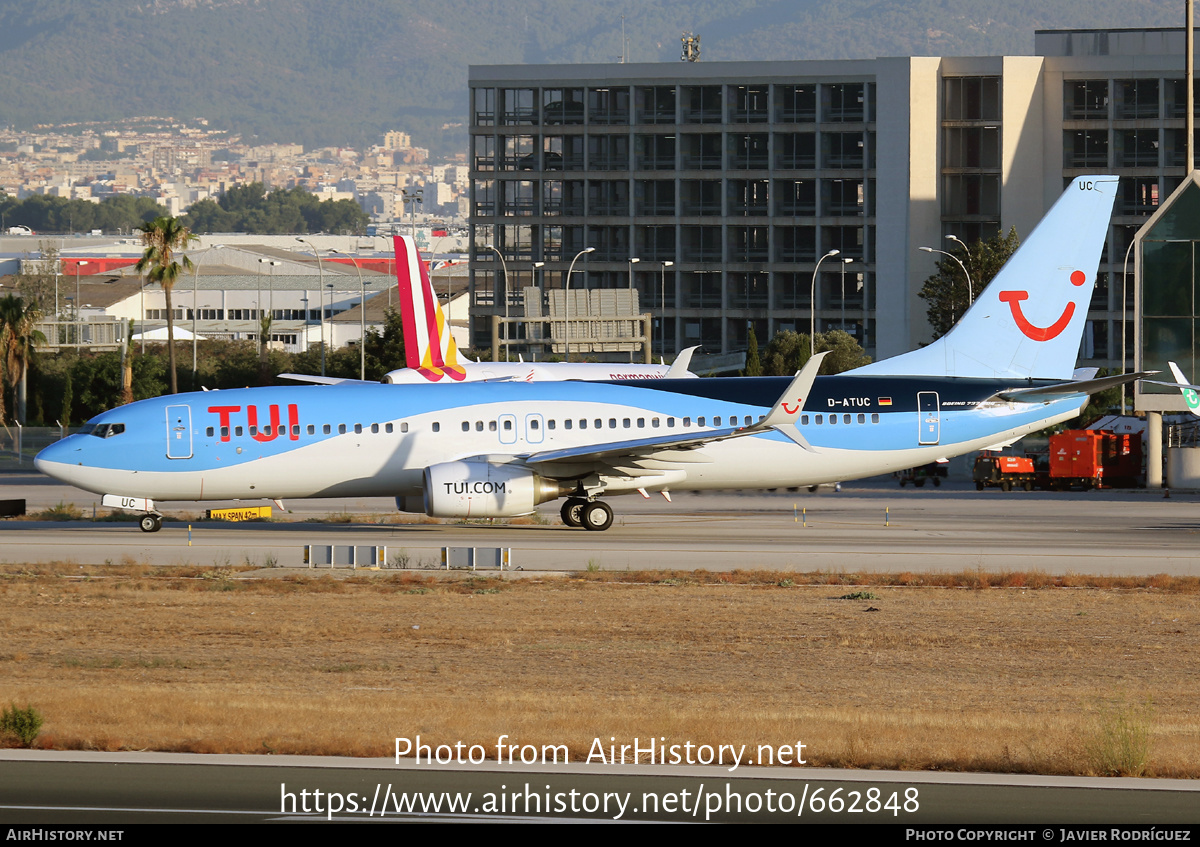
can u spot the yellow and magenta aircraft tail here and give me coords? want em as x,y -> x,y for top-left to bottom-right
394,235 -> 466,382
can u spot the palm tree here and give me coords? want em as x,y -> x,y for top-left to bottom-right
0,294 -> 46,425
136,216 -> 198,394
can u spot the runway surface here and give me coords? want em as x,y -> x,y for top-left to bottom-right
3,750 -> 1198,824
2,471 -> 1199,574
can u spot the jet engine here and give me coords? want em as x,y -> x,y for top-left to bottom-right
422,461 -> 573,518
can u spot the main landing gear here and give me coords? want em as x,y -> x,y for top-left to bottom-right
560,497 -> 613,531
139,513 -> 163,533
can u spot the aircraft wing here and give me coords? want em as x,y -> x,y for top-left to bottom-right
277,373 -> 372,385
525,353 -> 826,468
1143,362 -> 1200,392
992,371 -> 1155,403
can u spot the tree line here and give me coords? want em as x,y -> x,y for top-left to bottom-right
15,310 -> 406,428
182,183 -> 370,235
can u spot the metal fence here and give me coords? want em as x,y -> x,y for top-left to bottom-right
0,425 -> 70,467
35,318 -> 127,351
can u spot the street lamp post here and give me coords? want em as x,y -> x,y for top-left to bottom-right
945,234 -> 973,304
839,257 -> 854,333
810,250 -> 840,357
627,257 -> 640,361
403,188 -> 423,240
564,247 -> 596,362
660,260 -> 673,360
331,249 -> 369,380
1121,238 -> 1137,414
296,238 -> 327,376
189,245 -> 223,387
484,244 -> 510,359
529,260 -> 544,357
74,261 -> 88,320
919,246 -> 972,326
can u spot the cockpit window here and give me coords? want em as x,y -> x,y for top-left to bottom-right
85,423 -> 125,439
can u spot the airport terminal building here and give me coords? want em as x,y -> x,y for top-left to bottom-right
468,27 -> 1198,366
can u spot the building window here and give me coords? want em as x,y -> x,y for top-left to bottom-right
944,77 -> 1000,121
1114,79 -> 1160,120
1067,80 -> 1109,119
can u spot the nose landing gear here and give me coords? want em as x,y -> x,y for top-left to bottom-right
139,513 -> 163,533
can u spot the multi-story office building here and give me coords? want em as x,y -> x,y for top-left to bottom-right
468,27 -> 1199,366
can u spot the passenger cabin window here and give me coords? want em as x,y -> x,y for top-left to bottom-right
354,424 -> 363,434
323,424 -> 332,434
372,423 -> 380,433
530,419 -> 540,430
292,424 -> 301,437
206,426 -> 214,437
307,425 -> 316,435
801,415 -> 809,425
386,423 -> 394,433
433,422 -> 441,432
338,424 -> 347,434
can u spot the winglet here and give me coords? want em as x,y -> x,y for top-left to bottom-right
1170,361 -> 1200,415
666,346 -> 699,379
756,352 -> 827,429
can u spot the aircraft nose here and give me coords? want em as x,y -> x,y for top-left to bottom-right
34,438 -> 78,480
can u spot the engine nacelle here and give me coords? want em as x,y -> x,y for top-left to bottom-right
423,461 -> 571,518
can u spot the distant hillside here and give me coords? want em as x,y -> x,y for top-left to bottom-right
0,0 -> 1185,153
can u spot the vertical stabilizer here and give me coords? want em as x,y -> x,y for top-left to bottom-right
854,176 -> 1119,380
393,235 -> 466,381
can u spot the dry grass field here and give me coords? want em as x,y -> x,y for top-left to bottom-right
1,564 -> 1198,778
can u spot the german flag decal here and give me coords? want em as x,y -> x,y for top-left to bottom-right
878,397 -> 893,406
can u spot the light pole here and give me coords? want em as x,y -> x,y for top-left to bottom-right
810,250 -> 840,357
839,257 -> 854,333
659,260 -> 673,360
1121,238 -> 1136,414
529,260 -> 544,357
403,188 -> 423,240
484,244 -> 510,359
74,261 -> 88,320
627,257 -> 640,361
53,255 -> 61,318
945,234 -> 975,305
564,247 -> 596,362
296,238 -> 327,376
189,245 -> 223,387
919,246 -> 972,326
331,249 -> 369,380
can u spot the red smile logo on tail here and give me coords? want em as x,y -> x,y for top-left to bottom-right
998,270 -> 1087,342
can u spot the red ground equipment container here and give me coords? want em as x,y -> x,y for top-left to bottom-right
1048,429 -> 1142,489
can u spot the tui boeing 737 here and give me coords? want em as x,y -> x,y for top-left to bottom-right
36,176 -> 1138,532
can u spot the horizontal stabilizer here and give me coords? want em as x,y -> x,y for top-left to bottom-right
994,370 -> 1155,403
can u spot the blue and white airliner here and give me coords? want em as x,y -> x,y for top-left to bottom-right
36,176 -> 1136,532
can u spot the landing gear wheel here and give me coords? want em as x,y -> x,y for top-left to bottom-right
581,500 -> 614,532
933,477 -> 942,487
561,498 -> 586,528
139,514 -> 162,533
